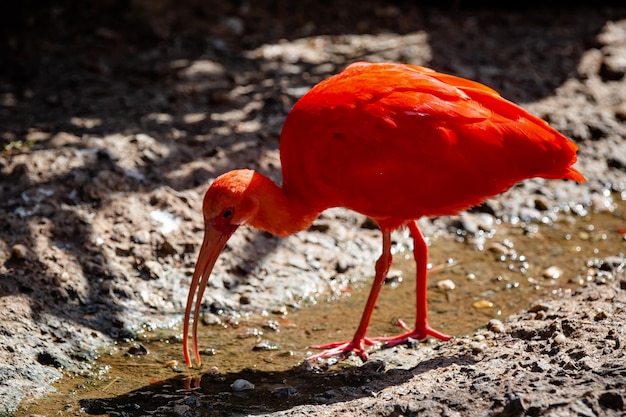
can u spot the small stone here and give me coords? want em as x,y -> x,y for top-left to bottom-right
600,256 -> 625,271
263,320 -> 280,332
436,279 -> 456,291
528,303 -> 549,313
231,379 -> 255,391
598,392 -> 624,410
272,306 -> 288,316
127,343 -> 148,355
323,389 -> 337,398
201,313 -> 223,326
165,360 -> 179,369
173,404 -> 191,415
542,266 -> 562,280
553,332 -> 567,344
200,348 -> 216,356
530,359 -> 551,372
253,340 -> 279,351
472,300 -> 493,309
142,260 -> 164,280
487,242 -> 509,256
501,394 -> 527,416
534,197 -> 549,211
131,230 -> 150,244
11,244 -> 30,260
470,342 -> 488,353
486,319 -> 505,333
335,259 -> 350,273
272,386 -> 298,398
239,328 -> 262,339
385,269 -> 403,285
594,310 -> 609,321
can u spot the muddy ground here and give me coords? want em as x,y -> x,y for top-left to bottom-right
1,1 -> 626,415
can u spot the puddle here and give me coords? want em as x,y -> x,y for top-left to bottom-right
16,198 -> 626,416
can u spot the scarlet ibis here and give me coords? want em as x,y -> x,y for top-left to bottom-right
184,62 -> 585,367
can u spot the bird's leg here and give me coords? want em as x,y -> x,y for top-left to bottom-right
307,230 -> 393,362
371,220 -> 451,347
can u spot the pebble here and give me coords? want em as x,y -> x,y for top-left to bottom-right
200,348 -> 216,356
272,306 -> 288,316
534,197 -> 549,211
486,319 -> 505,333
528,303 -> 549,312
253,340 -> 279,351
436,279 -> 456,291
542,266 -> 562,280
231,379 -> 255,391
594,310 -> 609,321
553,333 -> 567,344
142,260 -> 164,280
127,343 -> 148,355
487,242 -> 509,256
11,244 -> 30,260
240,328 -> 263,338
385,269 -> 403,287
165,360 -> 179,369
272,386 -> 298,398
470,342 -> 488,353
131,230 -> 150,244
173,404 -> 191,415
598,391 -> 625,411
600,256 -> 625,271
201,313 -> 223,327
472,300 -> 493,309
263,320 -> 280,332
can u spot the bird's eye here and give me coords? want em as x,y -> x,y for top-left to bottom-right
222,208 -> 234,219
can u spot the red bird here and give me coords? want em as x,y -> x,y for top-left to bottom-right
183,62 -> 585,367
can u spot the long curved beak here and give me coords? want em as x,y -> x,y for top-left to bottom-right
183,223 -> 237,367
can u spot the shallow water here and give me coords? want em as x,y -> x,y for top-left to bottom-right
16,197 -> 626,415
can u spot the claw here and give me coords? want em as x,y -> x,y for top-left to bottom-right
307,325 -> 450,363
307,337 -> 379,362
376,325 -> 451,348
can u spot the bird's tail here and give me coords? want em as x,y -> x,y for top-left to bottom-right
563,166 -> 586,183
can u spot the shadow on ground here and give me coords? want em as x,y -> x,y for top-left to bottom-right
79,351 -> 476,416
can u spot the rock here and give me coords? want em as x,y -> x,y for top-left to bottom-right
231,379 -> 255,392
542,266 -> 562,280
272,386 -> 298,398
127,343 -> 148,355
598,391 -> 624,411
486,319 -> 505,333
436,279 -> 456,291
253,340 -> 279,351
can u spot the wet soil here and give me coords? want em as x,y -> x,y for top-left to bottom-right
1,1 -> 626,416
15,201 -> 626,416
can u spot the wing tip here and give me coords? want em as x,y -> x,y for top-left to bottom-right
564,167 -> 587,183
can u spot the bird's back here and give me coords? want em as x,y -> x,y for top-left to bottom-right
280,62 -> 584,228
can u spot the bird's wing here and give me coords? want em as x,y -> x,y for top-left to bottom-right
280,63 -> 583,219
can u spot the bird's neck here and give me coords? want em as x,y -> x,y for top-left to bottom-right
247,173 -> 322,238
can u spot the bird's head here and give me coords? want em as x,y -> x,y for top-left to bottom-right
202,169 -> 260,232
184,169 -> 260,367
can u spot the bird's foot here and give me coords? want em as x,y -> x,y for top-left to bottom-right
371,321 -> 451,349
306,337 -> 380,362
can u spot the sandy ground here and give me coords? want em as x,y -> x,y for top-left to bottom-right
1,1 -> 626,415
